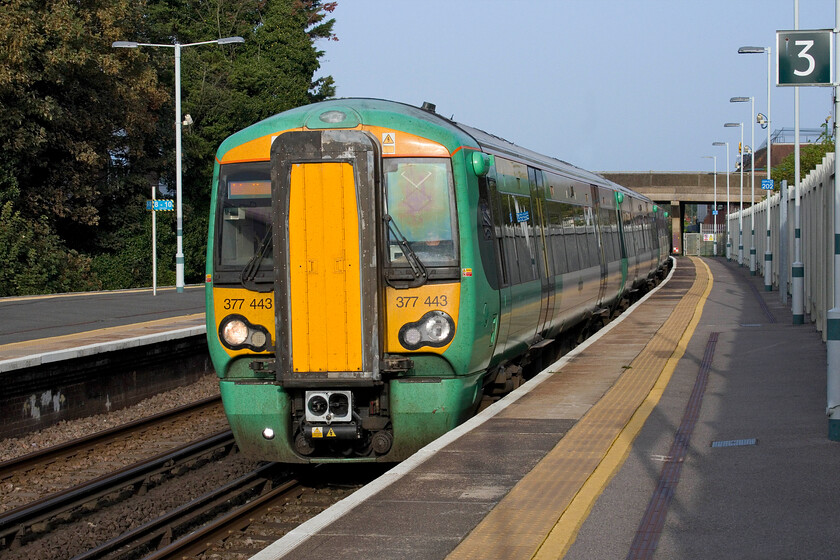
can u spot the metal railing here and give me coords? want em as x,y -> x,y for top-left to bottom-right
726,152 -> 835,339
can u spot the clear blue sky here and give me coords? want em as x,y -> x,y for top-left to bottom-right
315,0 -> 836,173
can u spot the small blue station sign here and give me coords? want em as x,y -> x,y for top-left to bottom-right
146,199 -> 175,211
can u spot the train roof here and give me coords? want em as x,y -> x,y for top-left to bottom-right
217,98 -> 649,203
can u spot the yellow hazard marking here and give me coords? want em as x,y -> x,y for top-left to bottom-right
532,258 -> 713,559
326,428 -> 337,437
445,257 -> 712,560
312,427 -> 323,438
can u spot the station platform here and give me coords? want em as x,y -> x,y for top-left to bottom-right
252,257 -> 838,560
0,285 -> 205,372
0,285 -> 208,438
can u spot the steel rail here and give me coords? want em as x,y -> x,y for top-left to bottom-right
72,464 -> 298,560
0,395 -> 221,480
0,430 -> 235,550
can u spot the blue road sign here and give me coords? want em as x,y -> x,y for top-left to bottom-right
146,199 -> 175,211
761,179 -> 774,190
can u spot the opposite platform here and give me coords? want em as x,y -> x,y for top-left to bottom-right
0,286 -> 205,372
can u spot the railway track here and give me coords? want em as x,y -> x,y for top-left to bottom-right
0,430 -> 238,551
2,435 -> 376,560
0,396 -> 229,514
0,394 -> 384,560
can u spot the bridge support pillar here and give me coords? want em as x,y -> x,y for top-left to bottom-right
670,201 -> 681,254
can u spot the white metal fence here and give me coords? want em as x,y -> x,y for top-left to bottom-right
726,152 -> 835,339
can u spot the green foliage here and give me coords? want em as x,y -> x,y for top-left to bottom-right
772,121 -> 835,189
0,0 -> 337,295
0,202 -> 99,296
0,0 -> 167,227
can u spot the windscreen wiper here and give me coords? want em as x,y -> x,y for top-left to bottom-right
240,226 -> 272,289
384,214 -> 427,286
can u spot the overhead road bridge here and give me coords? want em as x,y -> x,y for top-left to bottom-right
601,171 -> 767,254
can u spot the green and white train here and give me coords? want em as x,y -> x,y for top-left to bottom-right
205,98 -> 670,463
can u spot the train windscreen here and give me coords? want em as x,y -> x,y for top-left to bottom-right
383,158 -> 458,268
216,161 -> 273,269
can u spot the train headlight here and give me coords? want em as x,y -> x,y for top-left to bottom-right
222,319 -> 249,346
424,314 -> 452,342
398,311 -> 456,350
219,315 -> 271,352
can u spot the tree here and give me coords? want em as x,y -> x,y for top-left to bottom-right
0,0 -> 337,294
772,120 -> 834,189
140,0 -> 337,206
116,0 -> 338,284
0,0 -> 168,231
0,201 -> 99,296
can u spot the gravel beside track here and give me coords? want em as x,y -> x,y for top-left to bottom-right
0,375 -> 221,463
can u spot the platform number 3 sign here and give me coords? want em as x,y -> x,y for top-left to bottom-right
777,29 -> 834,86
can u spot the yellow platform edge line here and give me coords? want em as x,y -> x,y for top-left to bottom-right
532,257 -> 713,560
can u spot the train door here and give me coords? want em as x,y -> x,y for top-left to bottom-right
592,185 -> 609,306
599,187 -> 624,306
477,172 -> 504,360
270,130 -> 380,384
529,167 -> 555,340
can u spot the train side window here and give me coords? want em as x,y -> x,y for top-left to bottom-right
598,207 -> 617,263
583,206 -> 599,266
513,195 -> 537,282
500,194 -> 521,285
562,204 -> 581,271
572,206 -> 589,268
547,203 -> 568,274
499,193 -> 538,284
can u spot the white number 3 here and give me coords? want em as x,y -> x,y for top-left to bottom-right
794,40 -> 816,76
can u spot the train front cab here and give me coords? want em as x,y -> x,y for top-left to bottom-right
209,119 -> 485,463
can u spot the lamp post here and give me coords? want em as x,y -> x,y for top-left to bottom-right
724,122 -> 744,266
731,96 -> 756,275
713,141 -> 729,260
739,46 -> 774,291
701,156 -> 717,256
792,1 -> 805,324
112,36 -> 245,293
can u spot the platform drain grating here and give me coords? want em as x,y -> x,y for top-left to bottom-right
711,438 -> 757,448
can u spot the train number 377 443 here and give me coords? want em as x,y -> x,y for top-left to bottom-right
395,295 -> 448,308
223,298 -> 273,310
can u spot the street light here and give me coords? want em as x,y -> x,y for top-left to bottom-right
724,122 -> 744,266
712,141 -> 730,260
739,45 -> 774,290
113,36 -> 245,293
701,155 -> 718,256
730,96 -> 756,275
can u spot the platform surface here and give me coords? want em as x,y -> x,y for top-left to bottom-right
252,257 -> 837,560
0,286 -> 205,371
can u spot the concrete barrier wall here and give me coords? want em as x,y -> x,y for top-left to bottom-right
0,337 -> 213,439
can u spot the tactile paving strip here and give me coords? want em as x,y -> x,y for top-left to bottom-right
447,258 -> 711,560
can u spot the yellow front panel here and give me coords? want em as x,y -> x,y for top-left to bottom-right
212,287 -> 275,358
385,282 -> 460,353
289,162 -> 363,372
